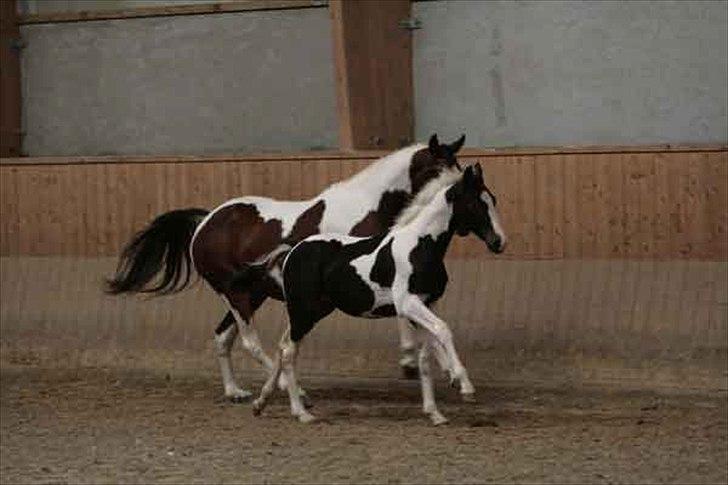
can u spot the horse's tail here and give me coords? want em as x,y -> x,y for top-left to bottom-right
105,208 -> 210,296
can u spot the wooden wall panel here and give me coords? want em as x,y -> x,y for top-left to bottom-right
0,148 -> 726,260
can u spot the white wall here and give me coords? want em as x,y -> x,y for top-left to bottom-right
21,7 -> 337,156
414,0 -> 728,147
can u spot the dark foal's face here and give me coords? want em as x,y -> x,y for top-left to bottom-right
447,164 -> 507,254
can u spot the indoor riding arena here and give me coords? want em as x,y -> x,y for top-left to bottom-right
1,1 -> 726,484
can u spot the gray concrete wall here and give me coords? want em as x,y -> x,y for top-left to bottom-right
413,0 -> 728,147
19,1 -> 727,156
21,7 -> 337,156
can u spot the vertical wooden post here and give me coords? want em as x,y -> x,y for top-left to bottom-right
330,0 -> 413,151
0,0 -> 21,157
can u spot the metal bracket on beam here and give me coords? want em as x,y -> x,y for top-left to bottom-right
398,17 -> 421,30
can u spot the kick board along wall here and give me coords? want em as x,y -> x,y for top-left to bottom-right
1,146 -> 726,390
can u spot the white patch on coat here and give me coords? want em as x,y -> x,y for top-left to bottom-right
191,143 -> 428,267
316,144 -> 425,232
393,168 -> 460,229
481,191 -> 506,246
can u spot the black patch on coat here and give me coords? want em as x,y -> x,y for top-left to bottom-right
214,311 -> 236,335
407,231 -> 453,305
370,239 -> 395,287
371,304 -> 397,317
284,235 -> 386,342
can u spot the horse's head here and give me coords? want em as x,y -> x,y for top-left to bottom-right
409,134 -> 466,194
446,163 -> 507,254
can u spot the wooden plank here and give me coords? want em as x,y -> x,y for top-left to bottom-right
576,156 -> 597,258
0,167 -> 19,253
561,155 -> 579,258
330,0 -> 413,150
1,149 -> 726,260
18,0 -> 327,25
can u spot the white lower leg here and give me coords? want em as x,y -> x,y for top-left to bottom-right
402,296 -> 475,397
252,333 -> 286,414
214,325 -> 252,400
238,321 -> 305,398
417,335 -> 447,425
239,321 -> 274,371
443,338 -> 475,396
281,339 -> 315,423
397,318 -> 418,369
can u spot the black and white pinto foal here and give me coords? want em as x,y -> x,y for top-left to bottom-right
252,164 -> 506,425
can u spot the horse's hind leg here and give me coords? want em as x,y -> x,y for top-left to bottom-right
280,329 -> 315,423
214,311 -> 253,402
226,291 -> 312,406
252,331 -> 284,416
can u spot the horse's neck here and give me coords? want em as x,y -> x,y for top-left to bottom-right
328,144 -> 425,200
400,189 -> 455,254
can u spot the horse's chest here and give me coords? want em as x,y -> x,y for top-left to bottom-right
406,237 -> 450,304
409,263 -> 448,304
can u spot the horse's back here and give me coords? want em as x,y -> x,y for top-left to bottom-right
191,196 -> 314,293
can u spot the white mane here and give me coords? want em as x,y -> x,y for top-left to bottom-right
393,168 -> 461,228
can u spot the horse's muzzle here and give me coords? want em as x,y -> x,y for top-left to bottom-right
485,233 -> 505,254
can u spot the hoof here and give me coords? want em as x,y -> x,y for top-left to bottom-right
297,412 -> 317,424
226,389 -> 253,403
401,365 -> 419,380
430,413 -> 449,426
251,399 -> 264,416
461,392 -> 477,403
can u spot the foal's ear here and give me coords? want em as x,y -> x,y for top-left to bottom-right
463,163 -> 483,189
428,134 -> 440,154
472,162 -> 483,180
449,134 -> 466,153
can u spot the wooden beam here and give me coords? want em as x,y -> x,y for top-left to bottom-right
0,0 -> 21,157
330,0 -> 413,150
2,145 -> 725,167
18,0 -> 326,25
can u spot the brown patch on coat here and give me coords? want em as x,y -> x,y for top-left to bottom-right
191,203 -> 283,295
284,200 -> 326,244
349,190 -> 410,236
409,147 -> 449,194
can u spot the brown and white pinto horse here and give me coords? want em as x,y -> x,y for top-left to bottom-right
106,134 -> 466,401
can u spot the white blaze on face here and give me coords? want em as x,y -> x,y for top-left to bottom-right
481,190 -> 506,247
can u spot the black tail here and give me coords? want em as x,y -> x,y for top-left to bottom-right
105,208 -> 210,295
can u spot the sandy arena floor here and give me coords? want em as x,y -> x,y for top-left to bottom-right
1,365 -> 726,484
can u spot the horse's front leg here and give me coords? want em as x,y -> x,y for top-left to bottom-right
397,317 -> 419,379
399,295 -> 475,401
416,329 -> 448,425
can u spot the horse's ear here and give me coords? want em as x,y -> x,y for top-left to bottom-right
449,134 -> 466,153
463,164 -> 475,184
473,162 -> 483,180
428,134 -> 440,154
463,163 -> 483,189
